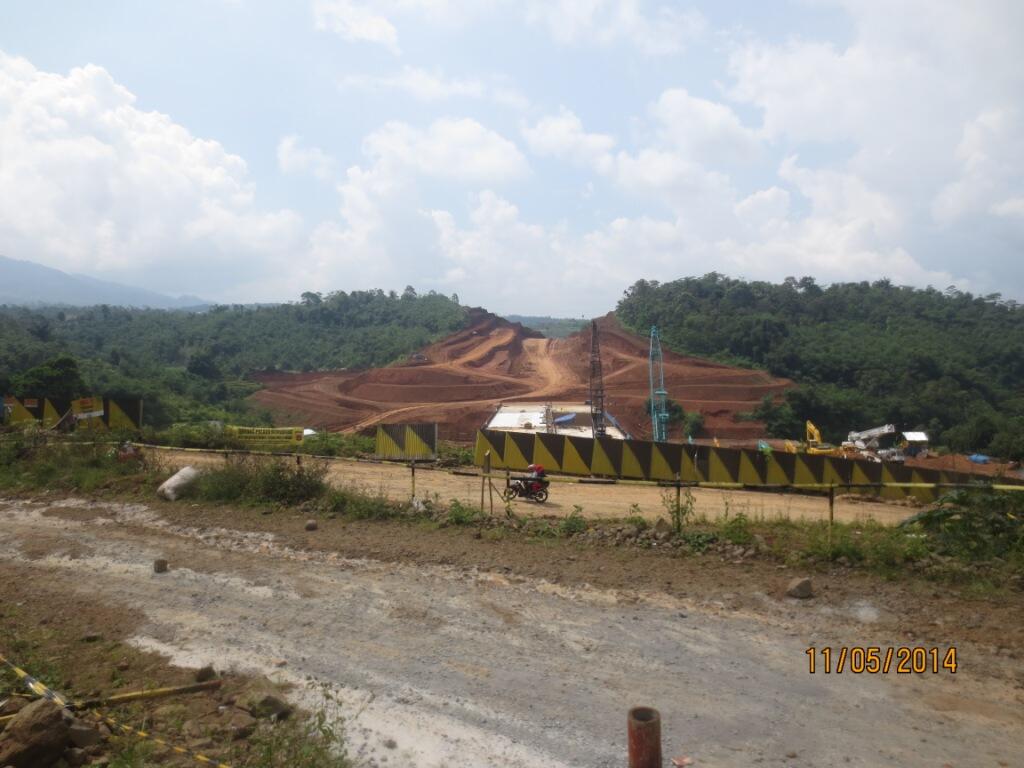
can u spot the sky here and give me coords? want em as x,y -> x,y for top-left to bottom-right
1,1 -> 1022,316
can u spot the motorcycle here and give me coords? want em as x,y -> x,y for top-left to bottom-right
502,476 -> 549,503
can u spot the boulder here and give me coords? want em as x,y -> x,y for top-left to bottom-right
249,695 -> 293,721
786,577 -> 814,599
226,710 -> 257,740
156,466 -> 200,501
0,699 -> 71,768
304,519 -> 318,531
66,722 -> 101,749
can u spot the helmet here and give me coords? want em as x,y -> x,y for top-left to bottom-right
528,463 -> 544,473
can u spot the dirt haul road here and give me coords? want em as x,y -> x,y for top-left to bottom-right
154,446 -> 915,526
2,497 -> 1021,768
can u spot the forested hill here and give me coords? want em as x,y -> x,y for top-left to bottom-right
1,288 -> 467,426
617,274 -> 1024,459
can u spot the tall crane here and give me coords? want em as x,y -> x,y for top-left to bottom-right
589,320 -> 607,439
649,326 -> 669,442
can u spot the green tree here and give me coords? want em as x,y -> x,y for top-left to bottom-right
12,355 -> 86,400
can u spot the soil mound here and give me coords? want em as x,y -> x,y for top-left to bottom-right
251,309 -> 791,440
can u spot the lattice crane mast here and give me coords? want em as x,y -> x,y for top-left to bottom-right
589,320 -> 607,439
649,326 -> 669,442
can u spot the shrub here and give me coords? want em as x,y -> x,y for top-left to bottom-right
905,488 -> 1024,562
679,530 -> 717,552
447,499 -> 482,526
719,512 -> 753,545
321,487 -> 399,520
187,458 -> 327,505
559,506 -> 587,537
251,460 -> 328,505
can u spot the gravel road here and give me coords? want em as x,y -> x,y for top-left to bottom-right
1,497 -> 1020,767
150,446 -> 912,525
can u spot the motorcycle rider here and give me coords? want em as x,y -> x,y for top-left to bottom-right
525,463 -> 547,494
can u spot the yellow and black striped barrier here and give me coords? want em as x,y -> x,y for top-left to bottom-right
376,423 -> 438,461
1,651 -> 231,768
473,428 -> 1024,503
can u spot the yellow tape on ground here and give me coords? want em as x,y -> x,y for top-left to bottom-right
0,652 -> 231,768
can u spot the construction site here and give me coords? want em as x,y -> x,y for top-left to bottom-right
250,310 -> 792,444
3,310 -> 1024,768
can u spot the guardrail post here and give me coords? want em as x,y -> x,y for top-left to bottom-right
828,484 -> 835,555
485,450 -> 494,516
627,706 -> 662,768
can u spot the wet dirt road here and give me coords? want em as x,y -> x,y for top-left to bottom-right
1,497 -> 1020,768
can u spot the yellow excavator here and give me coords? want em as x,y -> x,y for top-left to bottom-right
784,421 -> 845,456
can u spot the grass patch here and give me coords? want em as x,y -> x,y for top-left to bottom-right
559,506 -> 588,537
320,486 -> 402,520
446,499 -> 483,526
718,512 -> 753,546
185,457 -> 328,505
0,436 -> 152,494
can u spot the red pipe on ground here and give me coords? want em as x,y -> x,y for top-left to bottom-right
627,706 -> 662,768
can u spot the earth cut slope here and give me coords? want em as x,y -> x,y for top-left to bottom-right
251,310 -> 791,440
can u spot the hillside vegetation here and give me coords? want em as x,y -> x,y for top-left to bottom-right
617,274 -> 1024,459
0,288 -> 466,427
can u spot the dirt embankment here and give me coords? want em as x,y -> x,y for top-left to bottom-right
251,310 -> 791,441
2,496 -> 1023,768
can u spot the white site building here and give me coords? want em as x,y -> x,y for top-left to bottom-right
484,402 -> 629,440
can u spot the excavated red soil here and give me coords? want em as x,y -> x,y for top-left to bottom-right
906,453 -> 1023,479
250,310 -> 792,440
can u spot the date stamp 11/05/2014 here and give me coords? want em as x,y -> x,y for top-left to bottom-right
806,646 -> 958,674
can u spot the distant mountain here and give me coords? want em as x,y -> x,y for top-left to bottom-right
0,255 -> 208,309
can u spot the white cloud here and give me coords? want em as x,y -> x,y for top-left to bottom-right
339,66 -> 528,109
295,118 -> 528,300
277,134 -> 334,180
361,118 -> 528,183
734,186 -> 790,229
0,52 -> 302,294
932,108 -> 1024,225
521,108 -> 615,170
649,88 -> 761,162
526,0 -> 706,55
313,0 -> 400,54
313,0 -> 704,56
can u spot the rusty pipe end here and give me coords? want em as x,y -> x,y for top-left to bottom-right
628,706 -> 662,768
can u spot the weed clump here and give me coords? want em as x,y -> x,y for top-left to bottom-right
321,487 -> 400,520
559,506 -> 588,536
446,499 -> 483,526
186,458 -> 327,505
906,488 -> 1024,563
719,512 -> 753,545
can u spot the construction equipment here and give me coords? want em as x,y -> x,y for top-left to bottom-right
648,326 -> 669,442
589,320 -> 607,439
805,420 -> 842,456
844,424 -> 896,450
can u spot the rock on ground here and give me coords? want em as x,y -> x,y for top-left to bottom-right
157,466 -> 200,501
0,698 -> 71,768
786,577 -> 814,599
